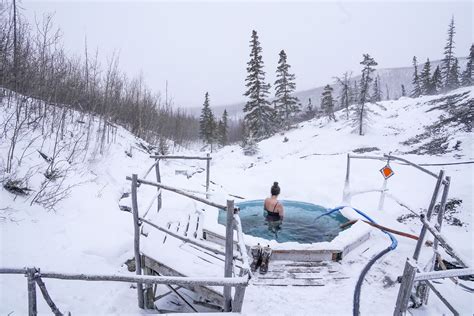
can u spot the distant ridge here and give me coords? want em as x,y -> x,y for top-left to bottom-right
188,58 -> 467,118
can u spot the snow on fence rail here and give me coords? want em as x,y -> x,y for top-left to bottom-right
344,153 -> 472,315
126,167 -> 251,313
392,171 -> 472,315
0,267 -> 248,316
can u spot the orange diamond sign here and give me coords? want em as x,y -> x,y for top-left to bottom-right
380,165 -> 394,179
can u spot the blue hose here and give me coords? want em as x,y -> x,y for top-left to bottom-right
315,205 -> 398,249
315,206 -> 398,315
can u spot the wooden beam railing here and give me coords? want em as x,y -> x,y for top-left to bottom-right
149,155 -> 212,161
394,201 -> 472,315
0,266 -> 248,316
125,176 -> 226,210
127,173 -> 250,313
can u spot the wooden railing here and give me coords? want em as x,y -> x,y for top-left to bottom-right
0,267 -> 248,316
126,173 -> 251,313
343,153 -> 472,314
393,172 -> 472,315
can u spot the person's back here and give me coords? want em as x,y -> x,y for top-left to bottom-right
264,182 -> 284,219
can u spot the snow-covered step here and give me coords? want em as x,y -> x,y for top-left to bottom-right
251,260 -> 346,287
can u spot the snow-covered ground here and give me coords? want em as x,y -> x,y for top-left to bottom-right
1,87 -> 472,315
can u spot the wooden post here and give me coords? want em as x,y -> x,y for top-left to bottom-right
342,153 -> 351,204
143,265 -> 155,309
131,174 -> 144,308
206,153 -> 210,199
423,281 -> 459,315
233,285 -> 247,312
433,176 -> 450,251
233,269 -> 247,313
413,170 -> 444,261
35,276 -> 64,316
394,258 -> 417,316
154,157 -> 162,212
27,268 -> 37,316
223,200 -> 234,312
421,176 -> 451,305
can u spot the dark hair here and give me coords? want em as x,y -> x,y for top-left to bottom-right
271,182 -> 280,196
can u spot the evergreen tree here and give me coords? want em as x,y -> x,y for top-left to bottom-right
242,131 -> 259,156
441,16 -> 456,90
431,65 -> 443,94
371,75 -> 382,102
274,50 -> 299,130
401,84 -> 406,97
199,92 -> 215,145
350,80 -> 359,105
217,109 -> 229,146
420,58 -> 433,95
410,56 -> 422,97
355,54 -> 377,135
447,57 -> 460,90
321,84 -> 336,121
305,98 -> 315,119
335,72 -> 352,119
461,44 -> 473,86
243,30 -> 274,140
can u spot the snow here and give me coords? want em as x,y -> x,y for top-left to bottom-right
1,87 -> 473,315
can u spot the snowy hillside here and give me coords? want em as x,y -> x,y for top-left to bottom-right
195,58 -> 468,118
1,86 -> 473,315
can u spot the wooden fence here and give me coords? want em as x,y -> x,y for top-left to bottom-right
0,153 -> 250,315
126,173 -> 251,313
343,153 -> 472,315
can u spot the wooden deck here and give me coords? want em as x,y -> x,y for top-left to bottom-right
140,210 -> 243,309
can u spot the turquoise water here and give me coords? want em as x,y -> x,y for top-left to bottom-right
218,200 -> 349,244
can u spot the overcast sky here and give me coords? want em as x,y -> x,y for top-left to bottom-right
22,1 -> 473,108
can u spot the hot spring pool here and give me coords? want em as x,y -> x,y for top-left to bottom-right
218,200 -> 349,244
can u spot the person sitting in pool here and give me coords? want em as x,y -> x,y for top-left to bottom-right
264,182 -> 284,220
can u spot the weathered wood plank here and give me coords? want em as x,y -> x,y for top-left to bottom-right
223,200 -> 234,312
413,170 -> 445,261
35,277 -> 64,316
126,176 -> 226,210
131,174 -> 145,309
150,155 -> 212,160
394,258 -> 417,316
142,256 -> 226,306
206,153 -> 211,198
27,268 -> 37,316
420,216 -> 470,268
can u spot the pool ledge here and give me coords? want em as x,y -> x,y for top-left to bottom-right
201,207 -> 371,262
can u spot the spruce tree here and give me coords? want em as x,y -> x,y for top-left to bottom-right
461,44 -> 473,86
431,66 -> 443,94
356,54 -> 377,135
335,72 -> 351,119
401,84 -> 406,97
199,92 -> 215,145
442,16 -> 456,90
242,131 -> 259,156
305,98 -> 315,119
447,57 -> 460,90
321,84 -> 336,121
420,58 -> 433,95
218,109 -> 229,146
372,75 -> 382,102
243,30 -> 274,140
410,56 -> 422,97
274,50 -> 299,130
350,80 -> 359,105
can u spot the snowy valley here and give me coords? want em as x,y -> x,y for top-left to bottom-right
1,85 -> 472,315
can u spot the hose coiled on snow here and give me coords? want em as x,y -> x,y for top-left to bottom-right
315,206 -> 398,316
